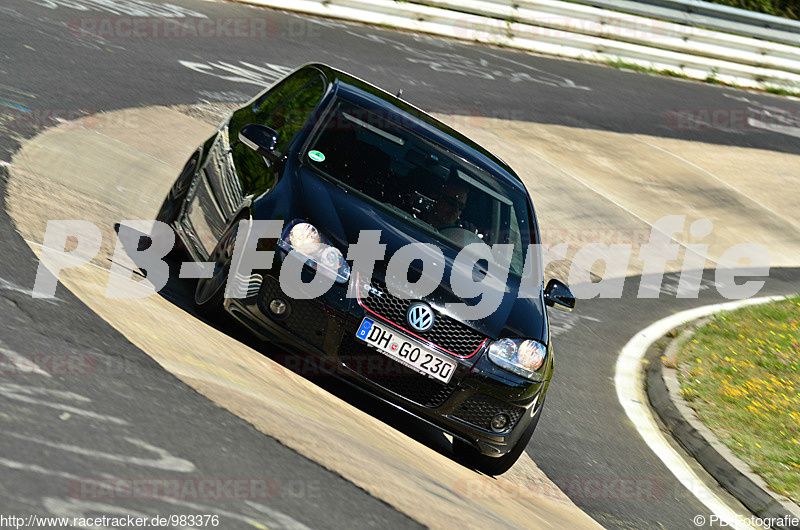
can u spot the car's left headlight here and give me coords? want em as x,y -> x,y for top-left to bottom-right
487,338 -> 547,381
277,220 -> 350,283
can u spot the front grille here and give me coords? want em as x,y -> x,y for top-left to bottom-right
452,394 -> 524,432
361,279 -> 486,357
338,335 -> 456,408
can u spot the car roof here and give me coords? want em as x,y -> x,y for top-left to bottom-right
300,63 -> 528,195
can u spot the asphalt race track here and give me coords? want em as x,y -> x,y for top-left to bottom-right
1,0 -> 799,529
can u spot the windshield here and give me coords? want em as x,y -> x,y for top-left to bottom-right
304,98 -> 533,277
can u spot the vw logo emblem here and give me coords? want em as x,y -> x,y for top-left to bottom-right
407,303 -> 434,332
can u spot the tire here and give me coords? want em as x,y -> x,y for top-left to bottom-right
193,217 -> 242,320
156,153 -> 200,259
453,396 -> 545,476
156,153 -> 199,224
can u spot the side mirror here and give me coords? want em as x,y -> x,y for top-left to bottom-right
544,279 -> 575,311
239,124 -> 281,163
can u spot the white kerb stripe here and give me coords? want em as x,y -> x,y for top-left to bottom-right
615,295 -> 791,529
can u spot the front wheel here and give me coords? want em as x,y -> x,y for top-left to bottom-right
193,218 -> 242,320
157,153 -> 199,259
453,397 -> 545,476
156,152 -> 199,224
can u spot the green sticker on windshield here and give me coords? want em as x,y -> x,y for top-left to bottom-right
308,150 -> 325,162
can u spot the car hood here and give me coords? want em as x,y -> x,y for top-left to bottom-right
293,166 -> 547,343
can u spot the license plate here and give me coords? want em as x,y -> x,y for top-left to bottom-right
355,318 -> 456,384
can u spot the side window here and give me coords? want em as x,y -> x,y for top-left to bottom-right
228,68 -> 326,196
259,77 -> 325,154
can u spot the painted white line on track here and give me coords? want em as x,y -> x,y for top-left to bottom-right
615,294 -> 793,529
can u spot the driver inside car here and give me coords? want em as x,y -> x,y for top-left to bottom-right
422,180 -> 476,233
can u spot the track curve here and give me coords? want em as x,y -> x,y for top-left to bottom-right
2,0 -> 800,528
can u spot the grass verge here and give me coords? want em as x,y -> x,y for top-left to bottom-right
706,0 -> 799,20
676,297 -> 800,503
605,58 -> 691,80
765,85 -> 800,98
604,58 -> 800,98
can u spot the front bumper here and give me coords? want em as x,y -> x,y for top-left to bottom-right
224,272 -> 548,457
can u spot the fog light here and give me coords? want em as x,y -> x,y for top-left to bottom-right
490,413 -> 511,433
269,298 -> 287,315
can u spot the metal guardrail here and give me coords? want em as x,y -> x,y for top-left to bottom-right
241,0 -> 800,91
423,0 -> 800,68
624,0 -> 800,31
565,0 -> 800,46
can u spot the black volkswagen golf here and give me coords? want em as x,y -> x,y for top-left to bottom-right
157,63 -> 575,475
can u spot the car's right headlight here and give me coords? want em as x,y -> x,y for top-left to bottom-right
487,338 -> 547,381
277,220 -> 350,283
